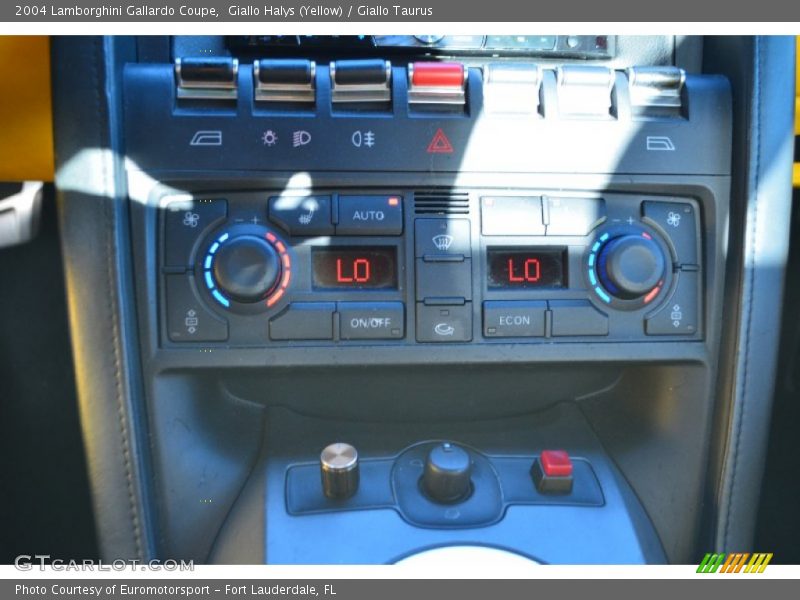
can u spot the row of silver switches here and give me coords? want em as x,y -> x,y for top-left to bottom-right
174,57 -> 685,118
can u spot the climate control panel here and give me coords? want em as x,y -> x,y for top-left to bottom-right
159,188 -> 702,347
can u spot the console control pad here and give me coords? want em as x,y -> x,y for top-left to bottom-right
285,442 -> 604,528
159,189 -> 703,347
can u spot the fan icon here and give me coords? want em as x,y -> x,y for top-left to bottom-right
261,130 -> 278,146
667,211 -> 681,227
432,234 -> 454,251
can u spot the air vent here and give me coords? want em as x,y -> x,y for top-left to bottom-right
414,191 -> 470,215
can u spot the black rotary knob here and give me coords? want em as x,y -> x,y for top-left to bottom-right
422,442 -> 472,504
597,235 -> 666,300
212,235 -> 281,303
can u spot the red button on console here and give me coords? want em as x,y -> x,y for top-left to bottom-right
411,62 -> 465,87
539,450 -> 573,477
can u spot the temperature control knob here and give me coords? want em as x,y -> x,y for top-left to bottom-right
422,442 -> 472,504
212,235 -> 281,303
597,234 -> 666,300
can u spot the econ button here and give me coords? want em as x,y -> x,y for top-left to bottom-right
483,301 -> 546,338
338,302 -> 405,340
336,195 -> 403,235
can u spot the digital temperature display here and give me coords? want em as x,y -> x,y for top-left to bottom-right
487,248 -> 567,289
312,247 -> 397,290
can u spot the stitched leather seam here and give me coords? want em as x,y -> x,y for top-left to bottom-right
94,37 -> 144,560
723,36 -> 762,549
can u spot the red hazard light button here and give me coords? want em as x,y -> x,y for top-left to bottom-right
410,62 -> 465,87
408,62 -> 467,108
531,450 -> 574,494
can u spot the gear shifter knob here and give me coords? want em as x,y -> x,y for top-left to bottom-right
320,442 -> 359,500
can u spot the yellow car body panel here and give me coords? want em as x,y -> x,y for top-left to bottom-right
795,36 -> 799,186
0,36 -> 54,182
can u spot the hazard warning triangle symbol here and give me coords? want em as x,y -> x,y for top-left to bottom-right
427,128 -> 454,154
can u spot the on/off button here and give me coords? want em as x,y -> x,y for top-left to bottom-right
337,195 -> 403,235
339,302 -> 405,340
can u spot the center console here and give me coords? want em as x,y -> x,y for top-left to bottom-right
58,35 -> 770,566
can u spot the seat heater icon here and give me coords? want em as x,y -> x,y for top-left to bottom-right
432,234 -> 454,251
298,199 -> 319,225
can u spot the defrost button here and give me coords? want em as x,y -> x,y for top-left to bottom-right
415,218 -> 471,258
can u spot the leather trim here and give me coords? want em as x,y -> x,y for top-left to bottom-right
52,36 -> 153,561
710,36 -> 796,551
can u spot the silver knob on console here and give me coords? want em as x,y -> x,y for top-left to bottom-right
320,442 -> 359,500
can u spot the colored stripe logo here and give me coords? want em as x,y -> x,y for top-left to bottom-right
697,552 -> 773,573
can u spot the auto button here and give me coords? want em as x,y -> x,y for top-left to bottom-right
337,195 -> 403,235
